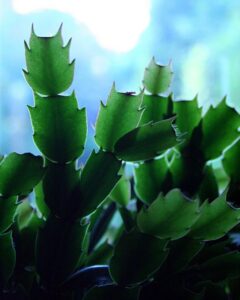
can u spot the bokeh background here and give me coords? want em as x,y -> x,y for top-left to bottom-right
1,0 -> 240,160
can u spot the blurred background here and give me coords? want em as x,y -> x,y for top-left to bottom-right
1,0 -> 240,161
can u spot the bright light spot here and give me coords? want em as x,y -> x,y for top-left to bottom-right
12,0 -> 151,53
91,56 -> 110,75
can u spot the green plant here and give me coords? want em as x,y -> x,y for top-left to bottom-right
0,26 -> 239,299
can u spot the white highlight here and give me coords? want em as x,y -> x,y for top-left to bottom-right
12,0 -> 151,53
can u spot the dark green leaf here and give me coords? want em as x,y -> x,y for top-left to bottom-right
139,94 -> 168,125
199,251 -> 240,282
167,237 -> 204,272
29,93 -> 87,163
109,229 -> 168,286
24,25 -> 74,95
95,84 -> 144,151
202,98 -> 240,160
137,189 -> 200,240
16,201 -> 43,266
0,232 -> 16,286
0,153 -> 45,196
36,216 -> 86,286
198,165 -> 219,202
114,117 -> 179,162
84,285 -> 139,300
78,150 -> 121,217
134,156 -> 169,204
42,160 -> 80,218
222,139 -> 240,181
189,190 -> 240,240
0,196 -> 17,233
143,57 -> 172,95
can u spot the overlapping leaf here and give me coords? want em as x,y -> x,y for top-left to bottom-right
201,98 -> 240,160
23,25 -> 74,95
173,96 -> 202,140
114,117 -> 179,161
222,139 -> 240,181
95,84 -> 144,151
137,189 -> 200,239
139,94 -> 168,125
143,57 -> 172,95
134,156 -> 169,204
110,230 -> 168,286
29,93 -> 87,163
189,190 -> 240,240
42,160 -> 80,218
0,153 -> 45,196
0,196 -> 17,233
78,150 -> 121,217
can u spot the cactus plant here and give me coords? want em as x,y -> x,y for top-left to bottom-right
0,26 -> 239,299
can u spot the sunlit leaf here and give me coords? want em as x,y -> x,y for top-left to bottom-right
29,93 -> 87,163
114,118 -> 179,162
24,25 -> 74,95
95,84 -> 144,151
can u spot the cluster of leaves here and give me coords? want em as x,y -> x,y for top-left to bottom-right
0,26 -> 239,299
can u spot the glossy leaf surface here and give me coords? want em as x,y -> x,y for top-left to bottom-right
222,139 -> 240,181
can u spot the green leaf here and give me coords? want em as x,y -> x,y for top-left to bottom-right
173,96 -> 202,140
198,165 -> 219,202
137,189 -> 200,240
95,84 -> 144,151
34,181 -> 50,218
0,196 -> 17,233
42,160 -> 80,218
84,286 -> 139,300
28,92 -> 87,163
110,229 -> 168,286
139,94 -> 168,125
114,117 -> 179,162
199,251 -> 240,282
143,57 -> 172,95
24,25 -> 74,95
222,139 -> 240,181
134,156 -> 169,204
16,201 -> 43,266
189,190 -> 240,240
202,98 -> 240,160
78,150 -> 121,217
0,153 -> 45,196
0,232 -> 16,286
110,175 -> 131,207
36,216 -> 86,286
